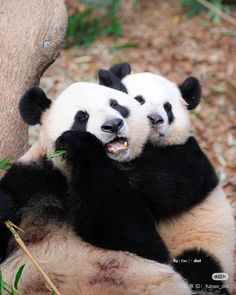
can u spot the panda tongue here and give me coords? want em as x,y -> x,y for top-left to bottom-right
106,139 -> 128,154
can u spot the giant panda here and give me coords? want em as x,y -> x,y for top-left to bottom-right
98,63 -> 235,295
0,82 -> 191,295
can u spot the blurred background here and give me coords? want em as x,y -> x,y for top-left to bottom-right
38,0 -> 236,287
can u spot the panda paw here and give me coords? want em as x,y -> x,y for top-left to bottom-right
55,130 -> 104,161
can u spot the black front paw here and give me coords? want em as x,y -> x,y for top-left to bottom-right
55,130 -> 104,162
0,190 -> 13,223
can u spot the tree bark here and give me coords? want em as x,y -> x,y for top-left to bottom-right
0,0 -> 67,163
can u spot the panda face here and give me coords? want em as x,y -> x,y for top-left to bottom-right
122,73 -> 191,146
38,82 -> 150,162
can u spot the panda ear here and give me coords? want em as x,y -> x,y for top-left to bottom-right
19,87 -> 51,125
178,77 -> 201,110
98,69 -> 128,93
109,63 -> 131,80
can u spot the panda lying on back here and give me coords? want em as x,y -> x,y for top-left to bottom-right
0,83 -> 192,295
99,63 -> 235,295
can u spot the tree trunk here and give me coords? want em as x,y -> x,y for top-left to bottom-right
0,0 -> 67,163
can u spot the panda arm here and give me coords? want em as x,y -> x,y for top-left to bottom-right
56,130 -> 169,263
0,164 -> 39,261
130,138 -> 219,220
0,159 -> 66,223
0,159 -> 67,261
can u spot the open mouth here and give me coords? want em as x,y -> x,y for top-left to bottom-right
105,137 -> 129,155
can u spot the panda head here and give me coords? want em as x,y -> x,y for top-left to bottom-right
99,63 -> 201,146
19,82 -> 150,165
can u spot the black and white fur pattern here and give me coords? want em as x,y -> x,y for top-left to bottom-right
0,83 -> 191,295
99,64 -> 235,294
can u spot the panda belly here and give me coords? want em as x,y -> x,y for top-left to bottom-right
1,223 -> 192,295
156,184 -> 235,291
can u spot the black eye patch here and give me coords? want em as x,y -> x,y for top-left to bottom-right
164,102 -> 174,124
134,95 -> 145,105
71,110 -> 89,132
110,99 -> 130,118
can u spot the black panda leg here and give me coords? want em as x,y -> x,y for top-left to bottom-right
173,248 -> 231,295
56,130 -> 170,263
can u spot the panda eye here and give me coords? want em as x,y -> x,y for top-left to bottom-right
110,99 -> 118,108
75,111 -> 89,123
134,95 -> 145,105
164,102 -> 172,112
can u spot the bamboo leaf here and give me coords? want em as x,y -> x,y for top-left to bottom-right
14,265 -> 25,290
0,270 -> 2,295
0,156 -> 12,170
48,150 -> 67,160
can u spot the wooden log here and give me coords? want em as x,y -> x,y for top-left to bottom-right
0,0 -> 67,163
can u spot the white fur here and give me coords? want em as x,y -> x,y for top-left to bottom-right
122,73 -> 190,145
39,82 -> 150,163
2,223 -> 191,295
157,184 -> 235,291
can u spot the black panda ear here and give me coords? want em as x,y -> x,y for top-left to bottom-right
178,77 -> 201,110
19,87 -> 51,125
98,69 -> 128,93
109,63 -> 131,80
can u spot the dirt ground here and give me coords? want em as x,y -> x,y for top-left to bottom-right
39,0 -> 236,292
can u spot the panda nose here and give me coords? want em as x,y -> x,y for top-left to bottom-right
101,118 -> 124,133
148,114 -> 164,125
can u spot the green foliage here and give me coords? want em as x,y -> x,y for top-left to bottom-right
67,0 -> 122,47
48,150 -> 67,161
0,265 -> 25,295
0,156 -> 12,170
181,0 -> 234,20
14,265 -> 25,290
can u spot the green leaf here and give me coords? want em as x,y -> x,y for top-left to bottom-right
14,265 -> 25,290
11,285 -> 16,295
0,270 -> 2,295
48,150 -> 67,160
1,278 -> 12,294
0,156 -> 12,170
110,0 -> 121,16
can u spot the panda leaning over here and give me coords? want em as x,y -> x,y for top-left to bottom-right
99,63 -> 235,295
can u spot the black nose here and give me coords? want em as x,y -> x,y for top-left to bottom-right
101,118 -> 124,133
148,115 -> 164,125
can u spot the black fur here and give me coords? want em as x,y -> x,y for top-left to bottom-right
0,132 -> 169,264
134,95 -> 145,105
178,77 -> 201,110
56,130 -> 169,263
173,249 -> 231,295
19,87 -> 51,125
122,136 -> 218,221
71,110 -> 89,132
163,102 -> 174,124
109,99 -> 130,118
98,69 -> 128,93
109,63 -> 131,80
0,158 -> 67,261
